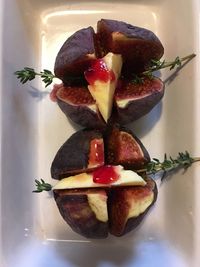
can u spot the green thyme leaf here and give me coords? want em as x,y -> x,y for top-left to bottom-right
15,68 -> 55,87
137,151 -> 200,181
33,179 -> 52,193
132,53 -> 196,84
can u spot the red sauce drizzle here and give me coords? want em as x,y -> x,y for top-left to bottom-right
93,165 -> 119,184
84,59 -> 115,85
89,139 -> 104,166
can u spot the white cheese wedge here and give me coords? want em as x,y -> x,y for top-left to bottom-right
53,165 -> 146,190
88,193 -> 108,222
88,53 -> 122,122
127,193 -> 154,219
116,98 -> 139,108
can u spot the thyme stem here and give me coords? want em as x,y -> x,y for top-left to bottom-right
14,68 -> 56,87
143,53 -> 196,75
131,53 -> 196,83
33,152 -> 200,192
137,152 -> 200,181
33,179 -> 52,193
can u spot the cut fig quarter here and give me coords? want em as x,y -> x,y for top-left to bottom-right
51,129 -> 105,180
55,84 -> 106,129
108,176 -> 158,236
54,188 -> 109,238
114,76 -> 165,124
105,124 -> 150,170
97,19 -> 164,75
54,27 -> 97,83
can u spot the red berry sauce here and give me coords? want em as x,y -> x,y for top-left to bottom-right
89,139 -> 104,166
84,59 -> 115,85
93,165 -> 119,184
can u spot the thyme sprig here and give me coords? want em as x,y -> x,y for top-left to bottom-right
33,152 -> 200,192
14,68 -> 55,87
132,53 -> 196,83
138,151 -> 200,181
15,54 -> 195,86
33,179 -> 52,193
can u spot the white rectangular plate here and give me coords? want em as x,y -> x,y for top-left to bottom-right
1,0 -> 200,266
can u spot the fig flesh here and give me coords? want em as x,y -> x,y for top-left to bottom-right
55,84 -> 105,129
108,176 -> 157,236
114,77 -> 165,124
106,124 -> 150,169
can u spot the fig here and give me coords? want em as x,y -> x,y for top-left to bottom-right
53,169 -> 157,238
114,77 -> 165,124
54,188 -> 108,238
105,124 -> 150,169
53,20 -> 165,127
54,27 -> 97,84
55,84 -> 105,129
97,19 -> 164,75
51,129 -> 104,180
108,176 -> 157,236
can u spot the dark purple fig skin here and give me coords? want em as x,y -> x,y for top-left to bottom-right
57,99 -> 105,129
114,77 -> 165,124
55,85 -> 105,129
54,27 -> 96,84
108,177 -> 157,237
97,19 -> 164,75
51,129 -> 104,180
105,124 -> 150,170
54,188 -> 108,238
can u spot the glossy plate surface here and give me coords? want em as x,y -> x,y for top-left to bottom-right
1,0 -> 200,266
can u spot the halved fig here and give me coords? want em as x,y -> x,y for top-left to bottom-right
108,176 -> 157,236
51,129 -> 104,180
97,19 -> 164,75
114,77 -> 165,124
53,170 -> 157,238
105,124 -> 150,170
53,84 -> 105,129
54,188 -> 108,238
54,27 -> 97,84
